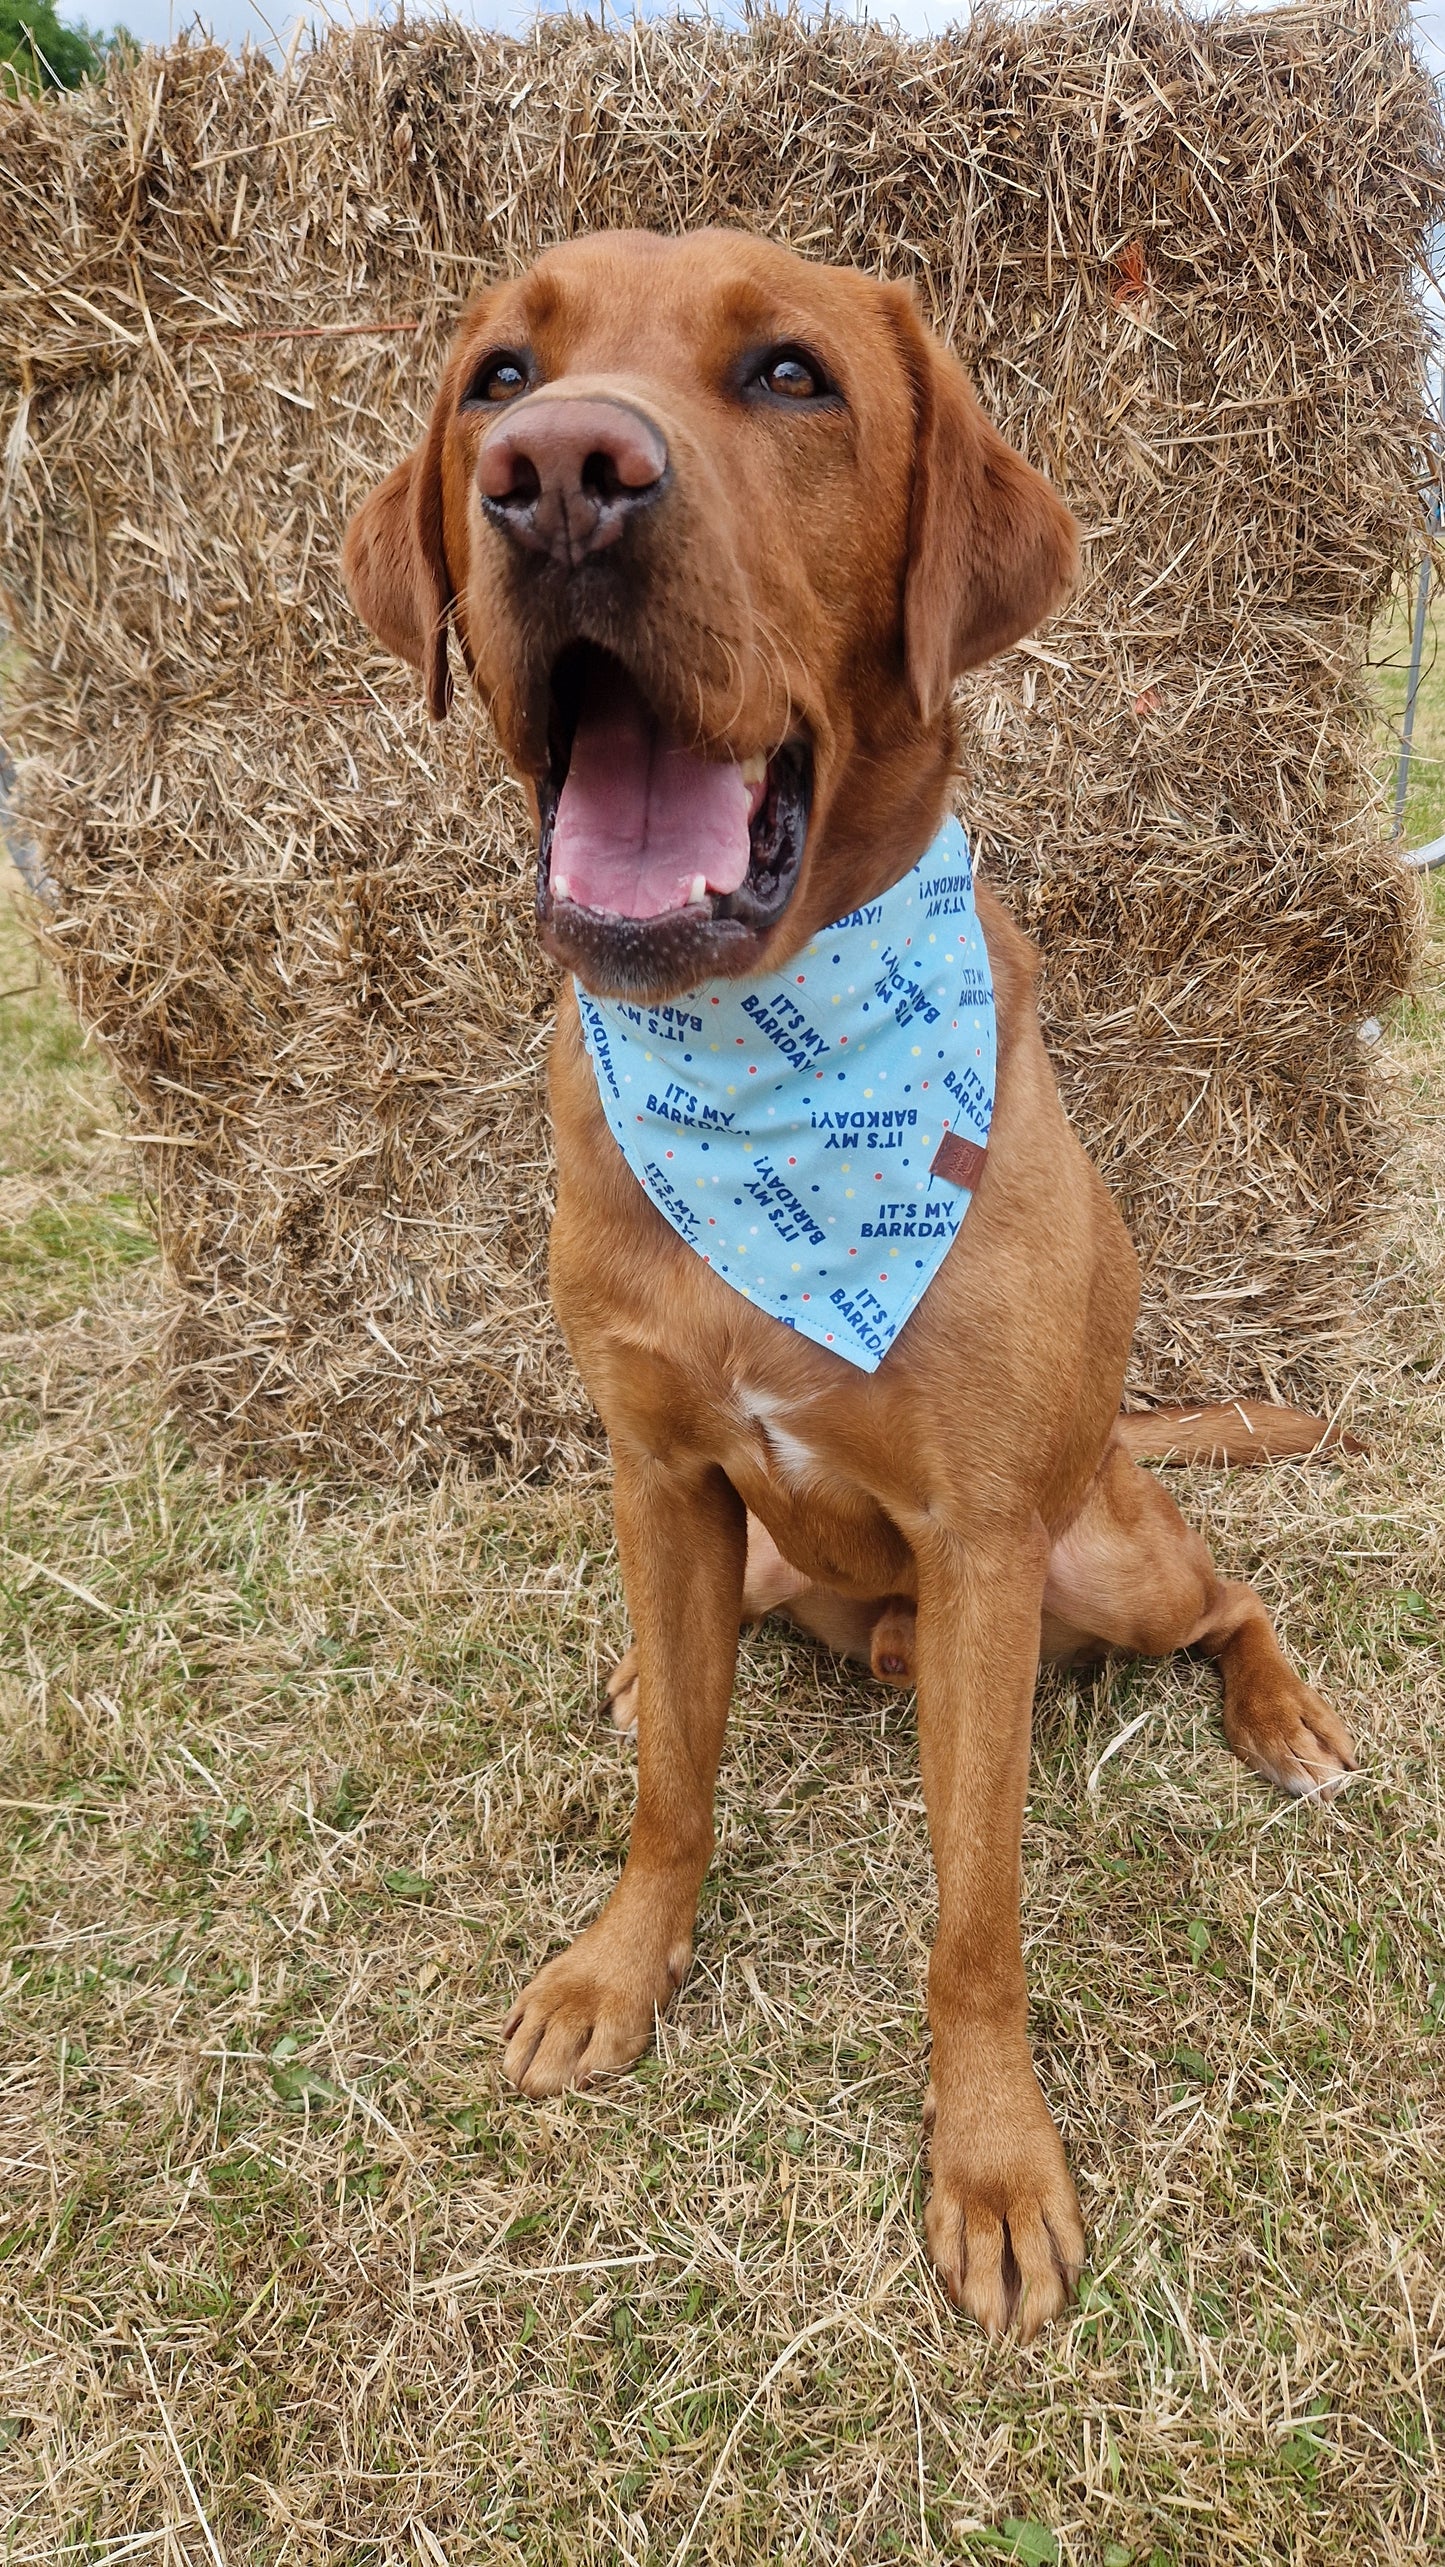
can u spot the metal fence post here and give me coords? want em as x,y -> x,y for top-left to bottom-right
1392,344 -> 1445,862
1394,541 -> 1434,836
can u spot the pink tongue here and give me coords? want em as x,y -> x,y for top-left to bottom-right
551,658 -> 752,920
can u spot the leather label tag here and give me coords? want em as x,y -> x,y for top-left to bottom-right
931,1131 -> 988,1193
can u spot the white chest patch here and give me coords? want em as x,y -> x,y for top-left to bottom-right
735,1384 -> 822,1485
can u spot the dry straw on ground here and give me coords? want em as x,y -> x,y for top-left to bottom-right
1,0 -> 1441,1477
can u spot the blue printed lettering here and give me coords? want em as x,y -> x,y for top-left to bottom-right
743,1156 -> 828,1250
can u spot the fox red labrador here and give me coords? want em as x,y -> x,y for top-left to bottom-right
344,228 -> 1356,2339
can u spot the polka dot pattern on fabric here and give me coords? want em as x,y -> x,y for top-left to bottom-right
574,817 -> 995,1372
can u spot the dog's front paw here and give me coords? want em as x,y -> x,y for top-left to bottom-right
501,1910 -> 689,2098
923,2072 -> 1084,2343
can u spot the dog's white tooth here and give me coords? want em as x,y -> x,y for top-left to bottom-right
739,753 -> 766,786
552,873 -> 571,903
687,874 -> 708,906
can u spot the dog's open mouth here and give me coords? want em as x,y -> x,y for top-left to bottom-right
535,644 -> 810,998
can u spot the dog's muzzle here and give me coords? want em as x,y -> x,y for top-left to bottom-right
478,394 -> 669,573
534,643 -> 811,1002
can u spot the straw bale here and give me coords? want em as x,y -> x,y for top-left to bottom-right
0,2 -> 1439,1477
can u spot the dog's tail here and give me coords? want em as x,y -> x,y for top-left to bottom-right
1113,1401 -> 1365,1467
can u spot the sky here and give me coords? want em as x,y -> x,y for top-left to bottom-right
81,0 -> 1445,76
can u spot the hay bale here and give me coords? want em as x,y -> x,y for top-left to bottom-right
0,2 -> 1439,1477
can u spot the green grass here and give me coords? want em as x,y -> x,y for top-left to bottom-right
2,635 -> 1444,2566
1373,573 -> 1445,853
0,1198 -> 154,1330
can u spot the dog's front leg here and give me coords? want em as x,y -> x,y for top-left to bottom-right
913,1517 -> 1084,2341
502,1450 -> 746,2098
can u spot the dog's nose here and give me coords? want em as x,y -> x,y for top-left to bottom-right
477,396 -> 668,570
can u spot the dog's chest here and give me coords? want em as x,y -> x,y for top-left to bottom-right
718,1376 -> 910,1595
727,1382 -> 825,1487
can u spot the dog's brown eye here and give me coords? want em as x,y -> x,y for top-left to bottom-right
463,353 -> 530,409
761,351 -> 824,400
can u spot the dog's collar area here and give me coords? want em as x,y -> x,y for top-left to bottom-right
535,642 -> 811,1000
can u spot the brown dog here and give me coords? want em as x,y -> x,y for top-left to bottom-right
344,228 -> 1357,2340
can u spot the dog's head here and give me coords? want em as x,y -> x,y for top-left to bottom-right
344,228 -> 1076,1003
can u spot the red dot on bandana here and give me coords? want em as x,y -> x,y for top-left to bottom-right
666,1149 -> 673,1158
849,1246 -> 857,1255
788,1157 -> 796,1166
874,1172 -> 883,1180
796,976 -> 805,984
748,1065 -> 757,1075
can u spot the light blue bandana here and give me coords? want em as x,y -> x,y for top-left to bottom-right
575,817 -> 995,1370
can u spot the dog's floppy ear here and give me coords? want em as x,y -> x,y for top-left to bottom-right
888,290 -> 1078,724
342,400 -> 454,721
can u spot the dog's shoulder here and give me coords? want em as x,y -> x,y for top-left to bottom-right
974,875 -> 1040,1040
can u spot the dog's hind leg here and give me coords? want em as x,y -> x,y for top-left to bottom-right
604,1515 -> 916,1730
1045,1440 -> 1357,1798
